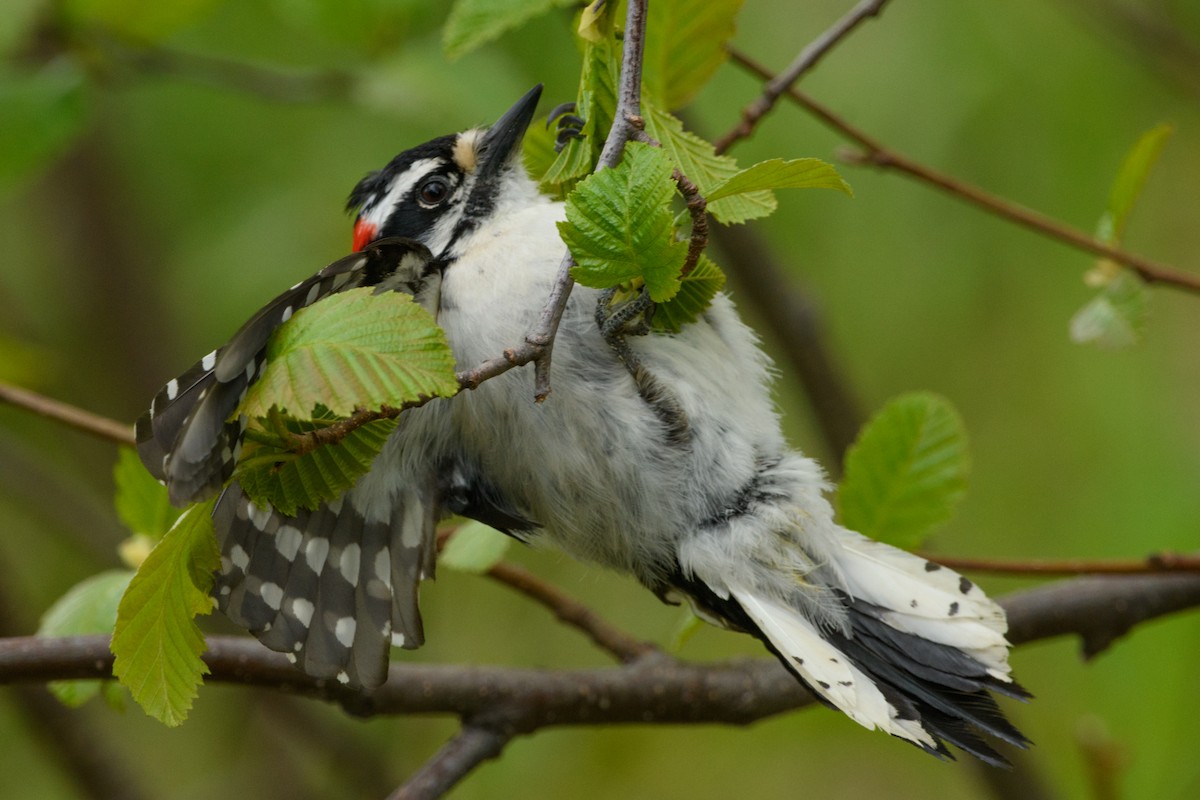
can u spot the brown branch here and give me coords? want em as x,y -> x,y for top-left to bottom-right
672,169 -> 709,278
388,726 -> 512,800
485,561 -> 656,663
713,0 -> 893,154
725,48 -> 1200,295
0,381 -> 134,446
925,551 -> 1200,576
7,571 -> 1200,709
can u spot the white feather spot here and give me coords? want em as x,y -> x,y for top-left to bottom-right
305,537 -> 330,573
285,653 -> 297,664
340,543 -> 361,585
281,305 -> 293,322
374,547 -> 391,584
201,350 -> 216,371
260,581 -> 283,610
391,632 -> 406,647
230,545 -> 250,571
293,642 -> 303,652
305,284 -> 320,306
334,617 -> 356,647
247,502 -> 272,531
165,378 -> 179,400
336,671 -> 350,685
218,585 -> 231,597
275,525 -> 302,561
289,598 -> 314,627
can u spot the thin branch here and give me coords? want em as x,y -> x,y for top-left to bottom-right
485,561 -> 656,663
672,169 -> 709,277
388,725 -> 511,800
713,0 -> 893,154
0,381 -> 134,446
725,48 -> 1200,295
926,551 -> 1200,576
7,572 -> 1200,714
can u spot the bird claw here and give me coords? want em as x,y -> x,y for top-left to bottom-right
596,287 -> 653,343
547,102 -> 587,153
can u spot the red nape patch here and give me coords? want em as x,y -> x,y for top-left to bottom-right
352,220 -> 376,252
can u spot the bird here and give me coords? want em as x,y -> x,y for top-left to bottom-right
136,84 -> 1029,766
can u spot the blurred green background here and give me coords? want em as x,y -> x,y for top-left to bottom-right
2,1 -> 1200,798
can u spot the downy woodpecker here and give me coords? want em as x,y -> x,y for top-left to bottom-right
137,85 -> 1029,765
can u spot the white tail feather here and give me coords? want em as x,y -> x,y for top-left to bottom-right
833,530 -> 1013,678
731,585 -> 937,749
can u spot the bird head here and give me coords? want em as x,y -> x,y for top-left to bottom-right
347,84 -> 543,259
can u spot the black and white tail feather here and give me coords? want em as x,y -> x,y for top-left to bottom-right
137,84 -> 1030,764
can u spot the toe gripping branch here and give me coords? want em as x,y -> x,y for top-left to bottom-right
547,102 -> 587,153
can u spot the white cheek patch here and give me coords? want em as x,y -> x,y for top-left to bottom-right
359,157 -> 443,232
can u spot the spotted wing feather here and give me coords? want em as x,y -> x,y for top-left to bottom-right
135,238 -> 435,506
212,470 -> 440,689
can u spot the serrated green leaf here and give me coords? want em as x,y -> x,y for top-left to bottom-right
1098,123 -> 1173,245
38,570 -> 134,708
642,102 -> 776,225
652,255 -> 726,332
236,408 -> 400,515
114,447 -> 182,540
111,501 -> 219,727
443,0 -> 577,59
836,393 -> 969,549
1070,269 -> 1148,349
0,62 -> 88,188
539,32 -> 620,191
240,288 -> 459,420
559,141 -> 687,301
643,0 -> 744,109
63,0 -> 224,41
439,520 -> 512,573
707,158 -> 852,202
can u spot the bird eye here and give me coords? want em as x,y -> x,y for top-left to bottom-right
418,176 -> 450,206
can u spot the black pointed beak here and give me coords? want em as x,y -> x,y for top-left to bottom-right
477,84 -> 543,178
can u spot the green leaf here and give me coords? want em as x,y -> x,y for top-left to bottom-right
559,141 -> 687,302
111,501 -> 220,727
1098,123 -> 1173,245
836,393 -> 970,549
539,32 -> 620,191
38,570 -> 135,708
0,62 -> 88,188
443,0 -> 577,59
652,255 -> 727,332
1070,269 -> 1148,349
236,407 -> 400,515
240,288 -> 459,420
114,447 -> 182,540
643,0 -> 745,108
642,102 -> 776,225
439,520 -> 512,573
667,607 -> 704,652
706,158 -> 852,202
63,0 -> 225,41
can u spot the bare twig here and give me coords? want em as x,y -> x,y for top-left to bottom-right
485,561 -> 656,663
388,725 -> 511,800
726,48 -> 1200,295
926,551 -> 1200,576
713,0 -> 893,154
672,169 -> 709,277
0,381 -> 134,446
